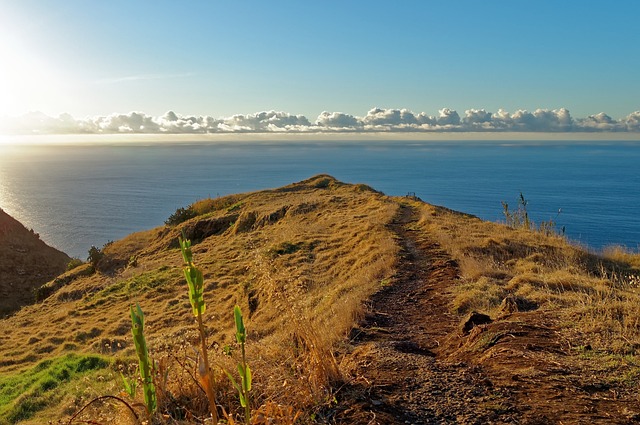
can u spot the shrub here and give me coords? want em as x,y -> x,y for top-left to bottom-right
165,206 -> 196,226
87,246 -> 104,268
66,258 -> 84,271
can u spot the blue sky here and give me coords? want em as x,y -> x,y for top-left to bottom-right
1,0 -> 639,133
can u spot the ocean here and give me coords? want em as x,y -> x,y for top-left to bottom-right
0,139 -> 638,259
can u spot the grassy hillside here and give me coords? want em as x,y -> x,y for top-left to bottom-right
0,208 -> 70,317
0,175 -> 639,424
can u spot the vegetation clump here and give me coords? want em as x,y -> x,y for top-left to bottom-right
66,258 -> 84,271
0,354 -> 109,425
87,245 -> 105,267
165,206 -> 197,226
502,192 -> 564,235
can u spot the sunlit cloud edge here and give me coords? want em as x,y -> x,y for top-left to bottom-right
1,108 -> 639,135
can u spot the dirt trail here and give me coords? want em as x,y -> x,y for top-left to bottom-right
333,203 -> 640,424
334,204 -> 517,424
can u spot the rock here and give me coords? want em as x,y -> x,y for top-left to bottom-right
461,311 -> 492,335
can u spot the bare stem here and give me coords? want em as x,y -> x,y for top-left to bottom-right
198,312 -> 219,424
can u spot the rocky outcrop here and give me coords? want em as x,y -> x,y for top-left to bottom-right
0,208 -> 70,316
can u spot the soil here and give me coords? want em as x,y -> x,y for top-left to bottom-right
332,204 -> 640,424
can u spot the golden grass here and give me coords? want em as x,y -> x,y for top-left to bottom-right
0,175 -> 398,423
2,176 -> 639,423
602,245 -> 640,270
413,199 -> 640,359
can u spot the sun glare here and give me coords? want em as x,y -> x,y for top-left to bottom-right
0,35 -> 66,119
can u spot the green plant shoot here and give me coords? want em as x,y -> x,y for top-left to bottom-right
179,235 -> 206,316
121,372 -> 137,399
178,234 -> 218,424
234,305 -> 246,345
228,305 -> 252,424
130,303 -> 157,415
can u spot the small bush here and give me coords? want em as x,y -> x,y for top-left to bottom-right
87,246 -> 104,267
165,206 -> 196,226
66,258 -> 84,271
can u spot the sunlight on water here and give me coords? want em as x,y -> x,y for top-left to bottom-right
0,149 -> 19,219
0,140 -> 638,258
0,180 -> 11,215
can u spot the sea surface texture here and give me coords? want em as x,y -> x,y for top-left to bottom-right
0,140 -> 638,258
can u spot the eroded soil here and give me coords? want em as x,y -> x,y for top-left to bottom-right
333,204 -> 640,424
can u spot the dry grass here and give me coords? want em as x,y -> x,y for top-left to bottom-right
413,199 -> 640,359
2,176 -> 639,423
0,175 -> 398,424
602,245 -> 640,270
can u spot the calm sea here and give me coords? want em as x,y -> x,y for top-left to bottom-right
0,140 -> 638,258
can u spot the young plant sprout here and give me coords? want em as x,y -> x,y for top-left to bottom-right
179,234 -> 219,424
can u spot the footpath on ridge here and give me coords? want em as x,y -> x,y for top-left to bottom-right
332,203 -> 640,425
333,203 -> 518,424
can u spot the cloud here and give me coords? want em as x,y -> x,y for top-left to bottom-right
363,108 -> 418,126
90,112 -> 162,133
622,111 -> 640,131
219,111 -> 311,132
436,108 -> 461,126
2,107 -> 640,135
315,111 -> 362,129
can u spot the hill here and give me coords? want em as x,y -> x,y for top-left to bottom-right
0,208 -> 70,317
0,175 -> 639,424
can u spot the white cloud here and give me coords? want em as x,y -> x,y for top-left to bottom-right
92,112 -> 162,133
2,107 -> 640,135
436,108 -> 461,126
531,108 -> 573,131
574,112 -> 622,132
220,111 -> 311,132
622,111 -> 640,131
362,108 -> 418,126
315,111 -> 361,129
463,109 -> 492,124
488,108 -> 574,132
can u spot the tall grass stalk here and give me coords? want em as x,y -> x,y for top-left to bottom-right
130,303 -> 157,416
179,235 -> 219,424
502,192 -> 530,230
230,305 -> 251,424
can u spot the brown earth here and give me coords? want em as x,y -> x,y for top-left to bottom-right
0,208 -> 70,316
333,203 -> 640,424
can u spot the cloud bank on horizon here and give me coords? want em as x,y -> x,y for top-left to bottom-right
2,107 -> 640,135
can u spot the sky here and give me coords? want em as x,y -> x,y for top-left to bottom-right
1,0 -> 639,135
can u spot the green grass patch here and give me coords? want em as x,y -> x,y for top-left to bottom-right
0,353 -> 110,424
84,266 -> 180,308
226,202 -> 244,213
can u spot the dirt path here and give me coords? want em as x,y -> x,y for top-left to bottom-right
333,204 -> 518,424
332,203 -> 640,424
